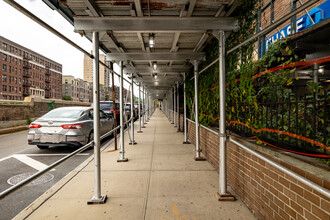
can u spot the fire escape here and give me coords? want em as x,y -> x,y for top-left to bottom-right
22,55 -> 31,97
44,65 -> 51,98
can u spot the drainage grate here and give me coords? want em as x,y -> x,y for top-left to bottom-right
7,172 -> 54,186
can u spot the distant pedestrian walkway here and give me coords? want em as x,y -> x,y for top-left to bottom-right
15,109 -> 256,220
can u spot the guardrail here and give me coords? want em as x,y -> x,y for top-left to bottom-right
0,125 -> 121,200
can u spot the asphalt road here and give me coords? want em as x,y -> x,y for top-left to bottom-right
0,130 -> 115,220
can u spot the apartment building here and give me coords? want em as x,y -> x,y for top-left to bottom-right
62,75 -> 107,103
83,52 -> 110,87
0,36 -> 62,100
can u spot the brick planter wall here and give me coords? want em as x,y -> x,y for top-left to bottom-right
186,120 -> 330,220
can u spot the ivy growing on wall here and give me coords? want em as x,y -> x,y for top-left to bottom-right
184,0 -> 329,161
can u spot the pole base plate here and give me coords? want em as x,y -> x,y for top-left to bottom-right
142,126 -> 146,128
216,192 -> 236,201
87,195 -> 107,205
177,130 -> 182,132
194,157 -> 206,161
129,142 -> 137,145
117,158 -> 129,162
137,131 -> 143,133
171,122 -> 174,124
183,141 -> 191,144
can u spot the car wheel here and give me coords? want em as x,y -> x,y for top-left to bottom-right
88,130 -> 94,144
37,145 -> 48,149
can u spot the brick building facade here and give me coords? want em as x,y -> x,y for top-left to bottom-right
62,75 -> 107,103
0,36 -> 62,100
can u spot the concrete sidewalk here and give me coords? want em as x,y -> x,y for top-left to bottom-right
15,109 -> 256,220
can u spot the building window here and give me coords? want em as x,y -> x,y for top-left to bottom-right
15,77 -> 17,84
2,64 -> 7,71
19,87 -> 21,93
15,87 -> 17,93
2,54 -> 7,61
19,78 -> 21,84
2,74 -> 7,82
2,43 -> 7,51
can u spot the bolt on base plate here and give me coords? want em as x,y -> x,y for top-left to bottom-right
177,130 -> 182,132
137,131 -> 143,133
194,157 -> 206,161
216,192 -> 235,201
117,158 -> 129,162
183,141 -> 191,144
129,142 -> 137,145
87,195 -> 107,205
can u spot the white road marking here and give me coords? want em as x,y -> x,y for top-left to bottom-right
0,155 -> 12,163
0,153 -> 89,163
12,154 -> 54,171
23,153 -> 90,156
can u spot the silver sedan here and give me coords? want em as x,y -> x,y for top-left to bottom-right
27,107 -> 114,149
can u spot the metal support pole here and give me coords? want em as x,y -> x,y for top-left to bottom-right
117,61 -> 128,162
137,84 -> 142,133
194,60 -> 205,161
142,86 -> 146,126
217,30 -> 235,201
110,62 -> 118,150
88,32 -> 107,204
177,82 -> 180,132
183,73 -> 190,144
174,86 -> 177,127
129,74 -> 137,145
171,87 -> 174,124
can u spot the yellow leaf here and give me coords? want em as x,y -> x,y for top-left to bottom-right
253,102 -> 258,110
231,106 -> 235,112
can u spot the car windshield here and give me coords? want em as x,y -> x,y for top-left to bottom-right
100,103 -> 114,111
41,109 -> 84,119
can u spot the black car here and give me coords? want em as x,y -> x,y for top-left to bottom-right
91,101 -> 127,125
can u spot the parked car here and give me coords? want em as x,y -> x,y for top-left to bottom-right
28,107 -> 114,149
92,101 -> 127,125
125,103 -> 138,119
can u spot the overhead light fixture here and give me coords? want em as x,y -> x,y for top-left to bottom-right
318,66 -> 324,74
149,33 -> 155,48
154,73 -> 158,79
152,62 -> 157,70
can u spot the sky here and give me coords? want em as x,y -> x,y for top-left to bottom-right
0,0 -> 134,91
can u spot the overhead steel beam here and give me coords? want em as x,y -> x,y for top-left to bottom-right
134,0 -> 143,17
107,52 -> 205,61
125,66 -> 190,72
130,3 -> 137,17
193,31 -> 211,52
106,31 -> 123,52
170,32 -> 181,52
187,0 -> 197,17
137,32 -> 146,52
74,17 -> 238,32
215,5 -> 225,17
83,0 -> 104,17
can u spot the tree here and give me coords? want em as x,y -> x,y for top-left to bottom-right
62,95 -> 73,101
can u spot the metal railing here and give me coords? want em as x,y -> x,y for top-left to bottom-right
0,125 -> 121,200
228,90 -> 329,155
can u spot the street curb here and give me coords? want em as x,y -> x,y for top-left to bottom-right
0,125 -> 28,135
13,137 -> 116,220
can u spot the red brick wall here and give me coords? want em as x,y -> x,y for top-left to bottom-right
186,120 -> 330,220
